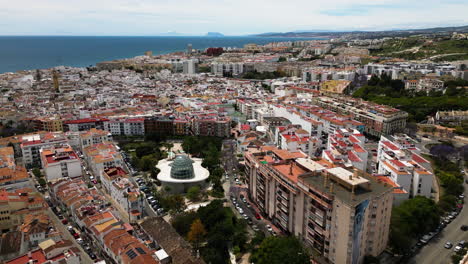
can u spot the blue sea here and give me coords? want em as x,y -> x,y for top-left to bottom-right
0,36 -> 318,73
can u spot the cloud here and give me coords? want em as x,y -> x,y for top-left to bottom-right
0,0 -> 467,35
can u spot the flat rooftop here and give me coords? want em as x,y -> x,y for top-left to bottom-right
299,168 -> 392,206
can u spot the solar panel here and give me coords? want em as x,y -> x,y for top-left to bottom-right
126,249 -> 137,259
136,247 -> 146,255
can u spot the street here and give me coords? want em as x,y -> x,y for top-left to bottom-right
46,208 -> 93,264
222,139 -> 279,237
409,177 -> 468,264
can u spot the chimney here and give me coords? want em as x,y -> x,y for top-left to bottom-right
289,162 -> 293,175
28,251 -> 32,259
353,168 -> 359,179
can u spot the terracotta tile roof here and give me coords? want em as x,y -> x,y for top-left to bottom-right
140,217 -> 205,264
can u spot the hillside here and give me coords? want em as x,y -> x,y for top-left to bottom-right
256,25 -> 468,39
370,38 -> 468,61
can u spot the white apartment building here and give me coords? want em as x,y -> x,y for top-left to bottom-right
322,129 -> 368,172
211,62 -> 244,76
40,144 -> 82,182
377,135 -> 433,198
79,128 -> 113,150
103,117 -> 145,136
83,143 -> 124,176
20,132 -> 68,168
183,59 -> 198,74
100,167 -> 143,222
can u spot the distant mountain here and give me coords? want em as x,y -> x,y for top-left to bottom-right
255,25 -> 468,38
206,32 -> 224,37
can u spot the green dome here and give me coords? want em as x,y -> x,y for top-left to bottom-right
170,155 -> 195,180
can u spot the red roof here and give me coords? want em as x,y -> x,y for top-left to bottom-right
382,141 -> 399,151
64,118 -> 108,124
241,124 -> 251,131
412,153 -> 429,164
391,159 -> 406,168
347,151 -> 362,162
5,249 -> 46,264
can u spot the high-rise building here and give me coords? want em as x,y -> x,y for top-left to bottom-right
187,43 -> 193,55
183,59 -> 197,74
245,148 -> 393,264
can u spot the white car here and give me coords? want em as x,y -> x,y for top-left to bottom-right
454,245 -> 462,253
238,208 -> 244,214
266,225 -> 273,232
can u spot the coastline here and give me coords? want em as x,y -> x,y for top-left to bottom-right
0,36 -> 323,73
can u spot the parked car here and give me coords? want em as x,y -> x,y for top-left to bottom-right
252,225 -> 260,231
89,253 -> 97,260
243,214 -> 248,220
61,219 -> 68,225
73,233 -> 80,239
454,245 -> 462,253
255,212 -> 261,220
445,242 -> 453,249
461,225 -> 468,231
266,225 -> 273,232
238,208 -> 244,214
67,225 -> 74,231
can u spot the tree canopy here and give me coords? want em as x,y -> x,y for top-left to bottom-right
250,236 -> 310,264
389,196 -> 440,253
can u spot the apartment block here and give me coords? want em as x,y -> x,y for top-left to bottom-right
0,188 -> 47,232
40,144 -> 82,182
377,135 -> 433,198
245,148 -> 393,264
0,147 -> 31,191
78,128 -> 113,150
191,117 -> 231,138
100,167 -> 143,222
314,96 -> 408,137
83,143 -> 124,176
63,118 -> 107,132
322,129 -> 368,172
20,132 -> 68,168
104,117 -> 145,136
276,126 -> 320,157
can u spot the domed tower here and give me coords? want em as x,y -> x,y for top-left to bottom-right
170,155 -> 195,180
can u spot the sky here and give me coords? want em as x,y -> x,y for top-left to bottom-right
0,0 -> 467,36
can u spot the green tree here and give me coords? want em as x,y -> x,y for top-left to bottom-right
32,168 -> 42,178
186,186 -> 201,202
164,194 -> 186,213
390,196 -> 440,253
139,155 -> 156,171
38,178 -> 46,186
250,236 -> 310,264
171,211 -> 198,236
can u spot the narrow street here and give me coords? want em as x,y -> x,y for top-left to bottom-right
222,139 -> 279,237
46,208 -> 93,264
